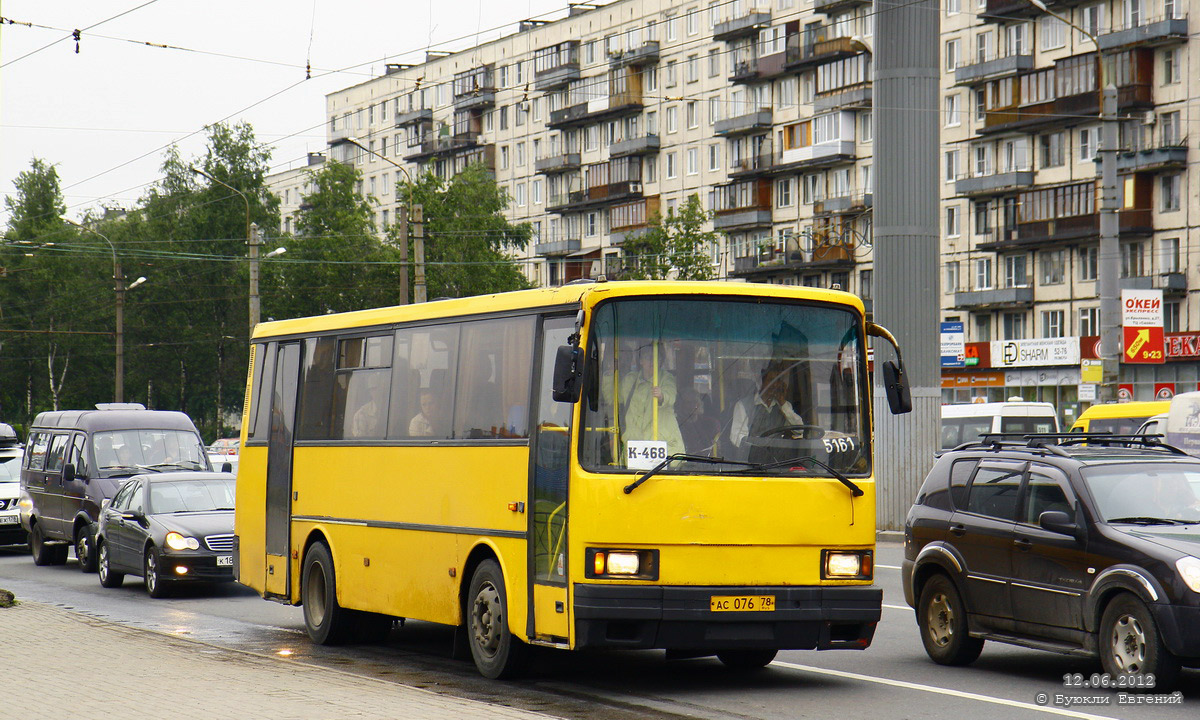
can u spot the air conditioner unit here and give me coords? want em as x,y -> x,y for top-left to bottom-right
629,181 -> 643,193
519,101 -> 531,112
1142,111 -> 1157,125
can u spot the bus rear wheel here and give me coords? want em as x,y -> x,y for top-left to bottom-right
301,542 -> 355,645
467,559 -> 526,679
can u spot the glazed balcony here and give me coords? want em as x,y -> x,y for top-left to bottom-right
776,141 -> 857,171
714,11 -> 772,42
535,42 -> 581,91
452,66 -> 496,111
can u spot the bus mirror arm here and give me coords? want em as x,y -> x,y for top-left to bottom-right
867,322 -> 913,415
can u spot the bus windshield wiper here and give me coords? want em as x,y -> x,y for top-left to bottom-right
624,454 -> 753,494
747,456 -> 864,497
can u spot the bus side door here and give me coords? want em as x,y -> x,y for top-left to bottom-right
265,341 -> 302,599
528,315 -> 576,642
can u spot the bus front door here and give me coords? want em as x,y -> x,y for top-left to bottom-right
265,341 -> 301,599
528,316 -> 575,642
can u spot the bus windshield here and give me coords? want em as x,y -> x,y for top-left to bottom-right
580,298 -> 869,477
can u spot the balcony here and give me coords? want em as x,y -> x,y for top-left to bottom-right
776,141 -> 857,171
814,0 -> 871,13
570,180 -> 644,209
610,134 -> 660,157
535,42 -> 581,91
548,92 -> 643,129
534,236 -> 582,256
394,107 -> 433,127
535,152 -> 581,174
981,101 -> 1058,135
453,88 -> 495,111
1113,144 -> 1188,173
954,53 -> 1034,86
609,227 -> 652,246
1122,272 -> 1187,295
455,144 -> 495,173
609,196 -> 660,245
732,249 -> 808,277
814,84 -> 872,112
535,63 -> 580,91
547,193 -> 575,212
404,135 -> 480,162
954,287 -> 1035,309
714,109 -> 772,136
1099,16 -> 1188,51
814,193 -> 872,215
714,11 -> 772,42
979,209 -> 1154,249
329,125 -> 353,145
785,35 -> 861,69
728,153 -> 777,178
982,0 -> 1055,20
955,170 -> 1035,197
714,210 -> 773,231
731,52 -> 788,84
609,41 -> 660,68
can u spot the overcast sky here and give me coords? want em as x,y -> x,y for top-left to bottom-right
0,0 -> 568,225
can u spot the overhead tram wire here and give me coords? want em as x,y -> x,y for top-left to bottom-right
0,0 -> 164,69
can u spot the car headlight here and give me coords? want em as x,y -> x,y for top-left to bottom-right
822,549 -> 873,580
1177,556 -> 1200,593
585,548 -> 658,580
165,531 -> 200,551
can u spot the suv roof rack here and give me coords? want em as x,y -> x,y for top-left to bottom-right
953,432 -> 1190,457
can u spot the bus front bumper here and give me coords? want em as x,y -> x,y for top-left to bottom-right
573,584 -> 881,651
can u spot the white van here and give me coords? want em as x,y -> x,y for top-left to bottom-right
940,399 -> 1060,449
1161,391 -> 1200,455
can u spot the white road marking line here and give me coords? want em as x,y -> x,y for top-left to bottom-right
876,563 -> 902,570
883,603 -> 910,610
771,661 -> 1119,720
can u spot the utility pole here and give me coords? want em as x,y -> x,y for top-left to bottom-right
873,0 -> 941,530
398,206 -> 410,304
1097,83 -> 1121,401
114,259 -> 125,403
249,222 -> 261,333
412,204 -> 427,303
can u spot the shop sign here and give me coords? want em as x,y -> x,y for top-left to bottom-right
1155,383 -> 1176,400
1166,333 -> 1200,359
1078,383 -> 1097,402
940,370 -> 1005,389
1080,359 -> 1102,384
1122,289 -> 1164,364
940,321 -> 965,368
990,337 -> 1080,368
1124,326 -> 1165,364
1118,384 -> 1134,402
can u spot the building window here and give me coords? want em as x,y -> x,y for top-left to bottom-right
686,101 -> 698,129
1082,4 -> 1104,41
1079,306 -> 1099,336
945,39 -> 960,72
1003,312 -> 1027,340
1165,301 -> 1181,332
945,150 -> 960,183
860,269 -> 873,299
708,49 -> 721,77
708,144 -> 721,171
1161,174 -> 1181,212
946,205 -> 961,238
944,94 -> 961,127
1004,254 -> 1028,287
1039,132 -> 1064,168
1121,241 -> 1146,278
686,147 -> 699,175
1163,48 -> 1180,84
1079,127 -> 1097,161
1040,249 -> 1065,285
1040,16 -> 1065,49
945,260 -> 960,293
974,313 -> 991,342
686,8 -> 698,35
666,106 -> 678,133
1078,245 -> 1098,281
708,97 -> 721,125
1159,237 -> 1180,273
585,212 -> 598,237
776,178 -> 793,207
975,257 -> 993,290
515,182 -> 526,207
686,54 -> 698,83
665,151 -> 677,179
1041,310 -> 1065,338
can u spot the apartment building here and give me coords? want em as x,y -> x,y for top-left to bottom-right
315,0 -> 877,296
939,0 -> 1196,421
266,152 -> 326,236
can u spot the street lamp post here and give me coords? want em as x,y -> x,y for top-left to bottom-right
65,220 -> 144,403
344,137 -> 426,304
1027,0 -> 1121,403
190,167 -> 260,333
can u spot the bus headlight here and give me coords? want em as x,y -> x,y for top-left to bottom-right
822,550 -> 873,580
166,532 -> 200,551
585,548 -> 658,580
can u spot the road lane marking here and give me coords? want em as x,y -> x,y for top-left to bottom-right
877,563 -> 902,570
771,661 -> 1119,720
883,603 -> 909,610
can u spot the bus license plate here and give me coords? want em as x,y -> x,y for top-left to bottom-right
216,555 -> 233,567
710,595 -> 775,612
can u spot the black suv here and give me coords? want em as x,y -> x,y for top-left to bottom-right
903,434 -> 1200,689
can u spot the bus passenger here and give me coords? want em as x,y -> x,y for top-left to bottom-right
409,390 -> 440,437
619,344 -> 684,456
729,361 -> 805,460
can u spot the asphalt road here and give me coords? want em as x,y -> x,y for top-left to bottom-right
0,540 -> 1195,720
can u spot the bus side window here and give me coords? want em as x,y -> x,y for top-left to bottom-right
391,324 -> 460,440
296,337 -> 337,440
246,342 -> 277,443
454,317 -> 535,440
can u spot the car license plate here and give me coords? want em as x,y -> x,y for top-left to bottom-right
216,555 -> 233,567
710,595 -> 775,612
0,515 -> 19,525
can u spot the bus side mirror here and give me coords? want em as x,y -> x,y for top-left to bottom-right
61,463 -> 76,484
882,361 -> 912,415
221,461 -> 233,474
552,345 -> 583,403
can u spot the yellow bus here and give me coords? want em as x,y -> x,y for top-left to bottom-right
234,280 -> 911,678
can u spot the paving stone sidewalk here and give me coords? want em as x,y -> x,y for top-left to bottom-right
0,600 -> 560,720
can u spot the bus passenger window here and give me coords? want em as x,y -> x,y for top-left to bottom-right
391,325 -> 459,440
453,317 -> 534,440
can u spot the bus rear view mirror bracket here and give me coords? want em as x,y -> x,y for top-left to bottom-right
867,322 -> 912,415
552,344 -> 583,403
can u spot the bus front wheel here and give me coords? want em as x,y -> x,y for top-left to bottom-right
302,542 -> 355,645
467,559 -> 527,679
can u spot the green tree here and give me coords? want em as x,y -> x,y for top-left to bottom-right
268,160 -> 402,317
620,194 -> 717,281
392,164 -> 532,299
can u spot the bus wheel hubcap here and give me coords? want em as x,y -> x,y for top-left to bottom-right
473,582 -> 502,656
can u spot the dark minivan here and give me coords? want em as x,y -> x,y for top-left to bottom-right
20,404 -> 214,571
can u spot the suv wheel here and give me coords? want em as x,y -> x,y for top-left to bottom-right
1099,594 -> 1179,690
75,526 -> 97,573
917,574 -> 984,666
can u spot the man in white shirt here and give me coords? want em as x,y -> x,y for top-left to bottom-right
729,362 -> 805,457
